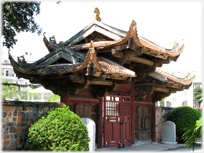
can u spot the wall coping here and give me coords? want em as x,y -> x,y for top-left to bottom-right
156,106 -> 202,112
2,100 -> 60,107
156,106 -> 175,109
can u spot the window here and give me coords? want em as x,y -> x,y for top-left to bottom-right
5,70 -> 8,76
182,101 -> 187,106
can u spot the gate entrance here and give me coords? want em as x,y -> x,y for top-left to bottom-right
104,95 -> 131,148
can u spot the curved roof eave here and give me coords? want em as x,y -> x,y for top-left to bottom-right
8,43 -> 136,78
155,69 -> 196,86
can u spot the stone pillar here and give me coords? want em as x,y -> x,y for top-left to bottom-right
41,93 -> 44,102
97,98 -> 103,148
81,118 -> 96,152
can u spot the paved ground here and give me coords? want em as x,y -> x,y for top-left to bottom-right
96,143 -> 202,152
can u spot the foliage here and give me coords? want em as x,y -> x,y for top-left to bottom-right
1,78 -> 40,100
159,98 -> 166,106
46,94 -> 60,103
26,104 -> 89,151
182,117 -> 202,151
2,82 -> 41,89
2,2 -> 42,49
19,91 -> 39,101
166,101 -> 171,107
167,106 -> 201,142
194,88 -> 202,104
2,81 -> 19,100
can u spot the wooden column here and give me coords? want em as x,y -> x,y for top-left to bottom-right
131,82 -> 135,144
61,95 -> 69,106
60,96 -> 63,103
151,102 -> 156,142
97,97 -> 103,148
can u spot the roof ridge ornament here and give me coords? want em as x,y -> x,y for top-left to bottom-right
94,7 -> 101,22
131,20 -> 137,26
89,40 -> 94,49
60,41 -> 64,46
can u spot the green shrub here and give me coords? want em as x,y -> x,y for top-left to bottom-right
167,106 -> 201,143
26,104 -> 89,151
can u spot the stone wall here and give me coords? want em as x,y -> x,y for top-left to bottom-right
155,107 -> 202,142
155,107 -> 174,142
2,101 -> 62,150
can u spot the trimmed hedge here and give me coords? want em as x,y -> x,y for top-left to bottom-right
167,106 -> 201,142
26,104 -> 89,151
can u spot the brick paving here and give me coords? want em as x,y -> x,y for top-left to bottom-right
96,143 -> 185,152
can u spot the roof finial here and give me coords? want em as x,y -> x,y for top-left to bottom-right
131,20 -> 137,26
94,7 -> 101,22
90,40 -> 94,48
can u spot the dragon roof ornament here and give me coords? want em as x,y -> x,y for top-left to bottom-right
94,7 -> 101,22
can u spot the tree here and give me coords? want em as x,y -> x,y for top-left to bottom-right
159,98 -> 166,106
194,88 -> 202,104
46,94 -> 60,103
1,78 -> 19,100
1,78 -> 41,101
2,2 -> 42,49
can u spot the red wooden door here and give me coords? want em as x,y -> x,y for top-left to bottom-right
122,96 -> 131,147
104,95 -> 131,148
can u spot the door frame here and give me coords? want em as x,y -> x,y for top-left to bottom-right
103,94 -> 131,148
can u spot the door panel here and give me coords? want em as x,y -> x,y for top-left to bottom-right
137,106 -> 151,140
104,95 -> 131,147
122,96 -> 131,146
104,95 -> 122,147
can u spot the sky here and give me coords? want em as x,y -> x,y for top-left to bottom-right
1,0 -> 203,81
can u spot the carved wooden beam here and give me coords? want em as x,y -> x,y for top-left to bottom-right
135,86 -> 154,100
106,74 -> 128,80
69,74 -> 85,83
146,65 -> 156,74
168,82 -> 183,89
153,57 -> 171,67
134,71 -> 146,83
92,82 -> 118,98
154,87 -> 169,93
125,55 -> 154,66
111,48 -> 124,58
135,82 -> 167,88
152,92 -> 171,102
124,48 -> 143,56
89,80 -> 113,86
144,50 -> 168,60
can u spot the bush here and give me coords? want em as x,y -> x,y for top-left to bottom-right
26,104 -> 89,151
167,106 -> 201,143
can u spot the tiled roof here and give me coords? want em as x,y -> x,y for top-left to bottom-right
67,21 -> 184,61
